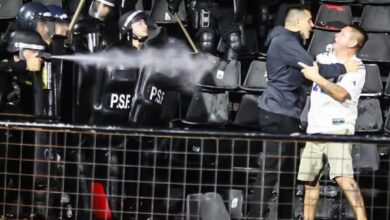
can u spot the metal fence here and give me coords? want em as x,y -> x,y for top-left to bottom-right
0,121 -> 389,220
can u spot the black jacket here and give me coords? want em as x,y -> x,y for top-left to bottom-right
259,26 -> 346,119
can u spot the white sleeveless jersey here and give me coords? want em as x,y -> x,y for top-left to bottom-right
307,52 -> 366,134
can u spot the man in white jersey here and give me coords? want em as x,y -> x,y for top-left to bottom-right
297,25 -> 368,220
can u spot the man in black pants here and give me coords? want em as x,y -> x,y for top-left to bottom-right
247,6 -> 361,220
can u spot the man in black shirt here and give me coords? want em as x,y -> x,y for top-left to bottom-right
247,6 -> 360,220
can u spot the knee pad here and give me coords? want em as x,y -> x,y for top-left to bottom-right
198,31 -> 215,52
228,32 -> 242,51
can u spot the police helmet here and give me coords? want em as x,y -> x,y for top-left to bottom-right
118,10 -> 147,36
95,0 -> 116,7
72,17 -> 103,36
17,2 -> 52,31
47,5 -> 70,23
7,29 -> 46,53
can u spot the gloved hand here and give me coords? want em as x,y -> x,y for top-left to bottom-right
167,0 -> 182,15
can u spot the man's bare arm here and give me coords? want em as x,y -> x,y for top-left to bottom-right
298,62 -> 350,102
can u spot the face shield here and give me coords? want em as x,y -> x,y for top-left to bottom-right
89,1 -> 115,21
36,19 -> 55,44
55,22 -> 69,36
19,48 -> 40,61
10,42 -> 45,60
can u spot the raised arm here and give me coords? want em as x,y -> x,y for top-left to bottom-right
281,40 -> 359,78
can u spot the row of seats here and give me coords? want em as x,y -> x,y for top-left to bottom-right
180,59 -> 390,134
316,4 -> 390,32
309,30 -> 390,62
312,3 -> 390,62
198,59 -> 385,95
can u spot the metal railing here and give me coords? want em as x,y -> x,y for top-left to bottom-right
0,121 -> 389,220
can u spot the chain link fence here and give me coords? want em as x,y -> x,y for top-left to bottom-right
0,121 -> 388,220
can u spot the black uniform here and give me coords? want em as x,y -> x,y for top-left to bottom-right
168,0 -> 244,60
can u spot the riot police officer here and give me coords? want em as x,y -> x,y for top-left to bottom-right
117,10 -> 149,50
17,2 -> 53,45
46,5 -> 75,123
167,0 -> 244,60
5,30 -> 46,114
115,9 -> 168,50
47,5 -> 71,38
72,0 -> 119,52
2,29 -> 54,219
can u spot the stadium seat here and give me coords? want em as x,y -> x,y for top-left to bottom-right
232,94 -> 261,128
357,33 -> 390,62
295,184 -> 340,219
315,4 -> 352,30
0,0 -> 22,19
352,143 -> 380,172
183,90 -> 230,125
32,0 -> 62,6
308,29 -> 336,57
133,0 -> 153,14
198,59 -> 241,90
361,64 -> 383,97
240,60 -> 267,92
186,193 -> 230,220
360,5 -> 390,32
355,98 -> 383,132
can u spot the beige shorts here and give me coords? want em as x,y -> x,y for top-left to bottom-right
297,130 -> 354,182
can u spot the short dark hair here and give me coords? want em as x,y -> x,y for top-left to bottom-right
275,4 -> 308,26
284,5 -> 311,26
287,5 -> 310,12
347,24 -> 368,50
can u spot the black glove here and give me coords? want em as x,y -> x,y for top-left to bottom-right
167,0 -> 182,15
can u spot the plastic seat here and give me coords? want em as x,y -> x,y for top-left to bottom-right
295,185 -> 339,219
308,29 -> 336,57
361,64 -> 383,97
240,60 -> 267,92
133,0 -> 153,14
198,59 -> 241,90
315,4 -> 352,30
357,33 -> 390,62
183,91 -> 230,125
0,0 -> 22,19
32,0 -> 62,6
150,0 -> 186,24
355,98 -> 383,132
352,143 -> 380,172
360,6 -> 390,32
232,94 -> 261,128
186,193 -> 230,220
